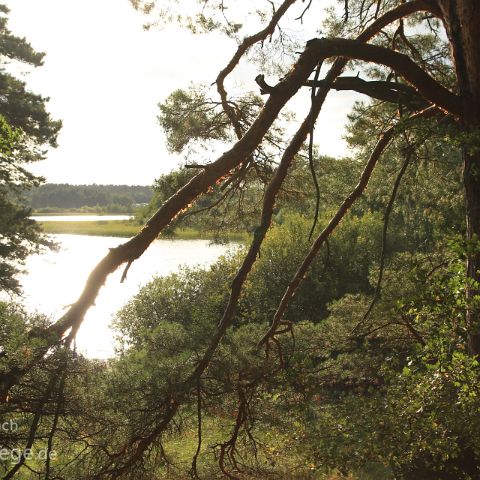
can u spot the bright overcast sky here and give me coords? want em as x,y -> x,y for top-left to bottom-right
5,0 -> 357,186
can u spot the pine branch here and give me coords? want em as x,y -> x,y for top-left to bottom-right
305,76 -> 429,110
305,37 -> 460,116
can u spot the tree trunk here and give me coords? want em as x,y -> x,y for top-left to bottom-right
439,0 -> 480,355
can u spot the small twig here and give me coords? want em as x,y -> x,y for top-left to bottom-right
353,148 -> 413,333
185,164 -> 208,169
120,260 -> 133,284
343,0 -> 349,22
190,379 -> 203,479
295,0 -> 314,23
182,185 -> 235,220
400,313 -> 426,346
45,367 -> 67,479
308,62 -> 323,241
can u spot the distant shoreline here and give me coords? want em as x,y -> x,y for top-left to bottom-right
32,210 -> 135,216
39,220 -> 248,242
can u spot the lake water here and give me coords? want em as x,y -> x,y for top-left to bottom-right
17,234 -> 234,358
31,215 -> 133,222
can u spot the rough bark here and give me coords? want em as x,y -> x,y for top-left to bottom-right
438,0 -> 480,355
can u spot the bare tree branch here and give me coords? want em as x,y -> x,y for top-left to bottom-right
304,37 -> 460,116
308,62 -> 323,240
189,379 -> 203,479
352,146 -> 415,335
258,106 -> 441,346
216,0 -> 298,139
305,76 -> 429,110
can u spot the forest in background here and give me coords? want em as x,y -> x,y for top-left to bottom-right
2,0 -> 480,479
27,184 -> 153,214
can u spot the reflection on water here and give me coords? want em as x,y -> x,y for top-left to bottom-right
18,235 -> 233,358
31,215 -> 133,222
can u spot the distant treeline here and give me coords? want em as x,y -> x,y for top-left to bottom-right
27,184 -> 153,211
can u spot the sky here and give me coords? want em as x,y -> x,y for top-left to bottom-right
5,0 -> 358,186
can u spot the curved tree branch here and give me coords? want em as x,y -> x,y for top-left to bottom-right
85,5 -> 445,475
305,37 -> 461,116
306,76 -> 430,110
0,28 -> 325,400
353,147 -> 415,335
216,0 -> 298,139
0,0 -> 440,400
259,106 -> 441,346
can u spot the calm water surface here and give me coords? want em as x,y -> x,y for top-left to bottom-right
18,234 -> 234,358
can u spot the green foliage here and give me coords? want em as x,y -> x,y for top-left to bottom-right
76,213 -> 476,478
159,86 -> 231,153
158,86 -> 265,154
67,213 -> 396,476
28,183 -> 153,210
0,5 -> 61,151
0,116 -> 53,292
0,5 -> 61,292
2,218 -> 476,477
3,1 -> 479,477
289,244 -> 480,480
244,213 -> 383,323
0,302 -> 51,380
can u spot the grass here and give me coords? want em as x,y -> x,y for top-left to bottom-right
135,413 -> 375,479
39,220 -> 139,237
33,211 -> 124,216
40,220 -> 249,242
155,416 -> 333,480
